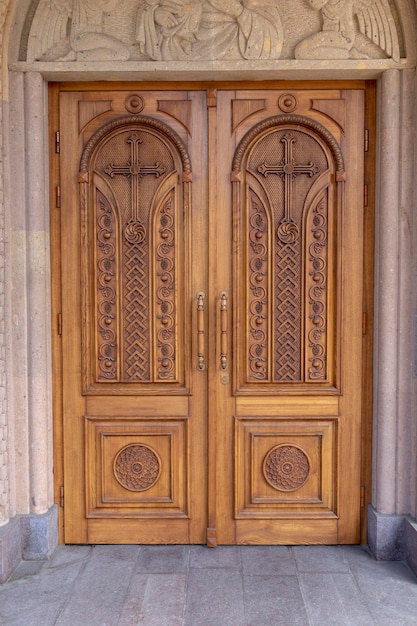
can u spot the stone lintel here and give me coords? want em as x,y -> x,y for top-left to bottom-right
8,59 -> 412,84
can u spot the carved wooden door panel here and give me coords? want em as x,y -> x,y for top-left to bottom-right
210,89 -> 365,545
57,86 -> 365,545
59,89 -> 208,543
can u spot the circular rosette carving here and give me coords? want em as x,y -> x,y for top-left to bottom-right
277,220 -> 299,244
263,445 -> 310,491
114,444 -> 161,491
125,94 -> 144,114
125,220 -> 146,244
278,94 -> 297,113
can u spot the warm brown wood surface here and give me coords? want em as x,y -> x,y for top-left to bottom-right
51,83 -> 372,545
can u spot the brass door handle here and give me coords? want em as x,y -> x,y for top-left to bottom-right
196,292 -> 206,370
220,291 -> 228,370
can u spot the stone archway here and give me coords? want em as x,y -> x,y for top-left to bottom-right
0,0 -> 416,580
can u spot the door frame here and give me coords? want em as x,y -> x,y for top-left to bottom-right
49,80 -> 376,545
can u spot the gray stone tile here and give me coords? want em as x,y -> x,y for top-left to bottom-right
243,575 -> 308,625
55,548 -> 136,626
47,545 -> 92,569
190,545 -> 241,569
90,544 -> 140,563
6,601 -> 64,625
241,545 -> 296,575
331,573 -> 375,625
0,562 -> 82,620
299,573 -> 352,625
341,544 -> 376,566
134,573 -> 187,626
293,545 -> 350,573
8,560 -> 45,582
184,568 -> 246,626
117,573 -> 148,626
366,600 -> 417,625
135,545 -> 189,573
350,558 -> 417,606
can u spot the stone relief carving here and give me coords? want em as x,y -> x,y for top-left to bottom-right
25,0 -> 401,62
295,0 -> 400,61
29,0 -> 131,61
136,0 -> 284,60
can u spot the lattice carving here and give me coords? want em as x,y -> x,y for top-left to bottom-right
114,444 -> 161,491
155,193 -> 177,380
96,191 -> 117,380
123,236 -> 151,380
247,192 -> 269,381
275,236 -> 302,381
263,445 -> 310,491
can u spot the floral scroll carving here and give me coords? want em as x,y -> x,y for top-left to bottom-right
248,193 -> 269,381
307,196 -> 328,380
155,194 -> 177,380
96,191 -> 118,380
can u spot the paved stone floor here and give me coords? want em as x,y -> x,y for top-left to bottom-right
0,545 -> 416,625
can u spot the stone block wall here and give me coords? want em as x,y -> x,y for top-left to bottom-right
0,0 -> 9,528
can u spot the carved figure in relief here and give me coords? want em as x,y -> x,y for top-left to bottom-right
28,0 -> 131,61
136,0 -> 284,60
137,0 -> 203,56
295,0 -> 400,61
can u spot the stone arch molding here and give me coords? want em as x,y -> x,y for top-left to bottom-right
9,0 -> 416,70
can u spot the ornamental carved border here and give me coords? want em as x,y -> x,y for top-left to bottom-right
232,114 -> 345,180
247,192 -> 269,381
80,116 -> 192,177
155,193 -> 177,380
307,195 -> 329,381
96,190 -> 118,380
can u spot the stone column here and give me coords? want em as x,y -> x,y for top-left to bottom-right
24,72 -> 54,517
1,72 -> 56,582
369,68 -> 417,566
374,69 -> 401,515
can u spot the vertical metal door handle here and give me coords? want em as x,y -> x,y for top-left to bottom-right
220,291 -> 228,370
196,292 -> 206,370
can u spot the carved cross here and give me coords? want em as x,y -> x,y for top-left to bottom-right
104,132 -> 166,225
258,133 -> 319,232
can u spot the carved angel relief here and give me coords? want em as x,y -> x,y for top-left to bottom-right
295,0 -> 400,61
25,0 -> 401,63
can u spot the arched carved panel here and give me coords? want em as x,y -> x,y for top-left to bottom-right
20,0 -> 407,65
234,117 -> 340,389
80,117 -> 191,390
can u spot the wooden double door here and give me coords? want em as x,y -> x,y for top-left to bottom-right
53,84 -> 368,545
